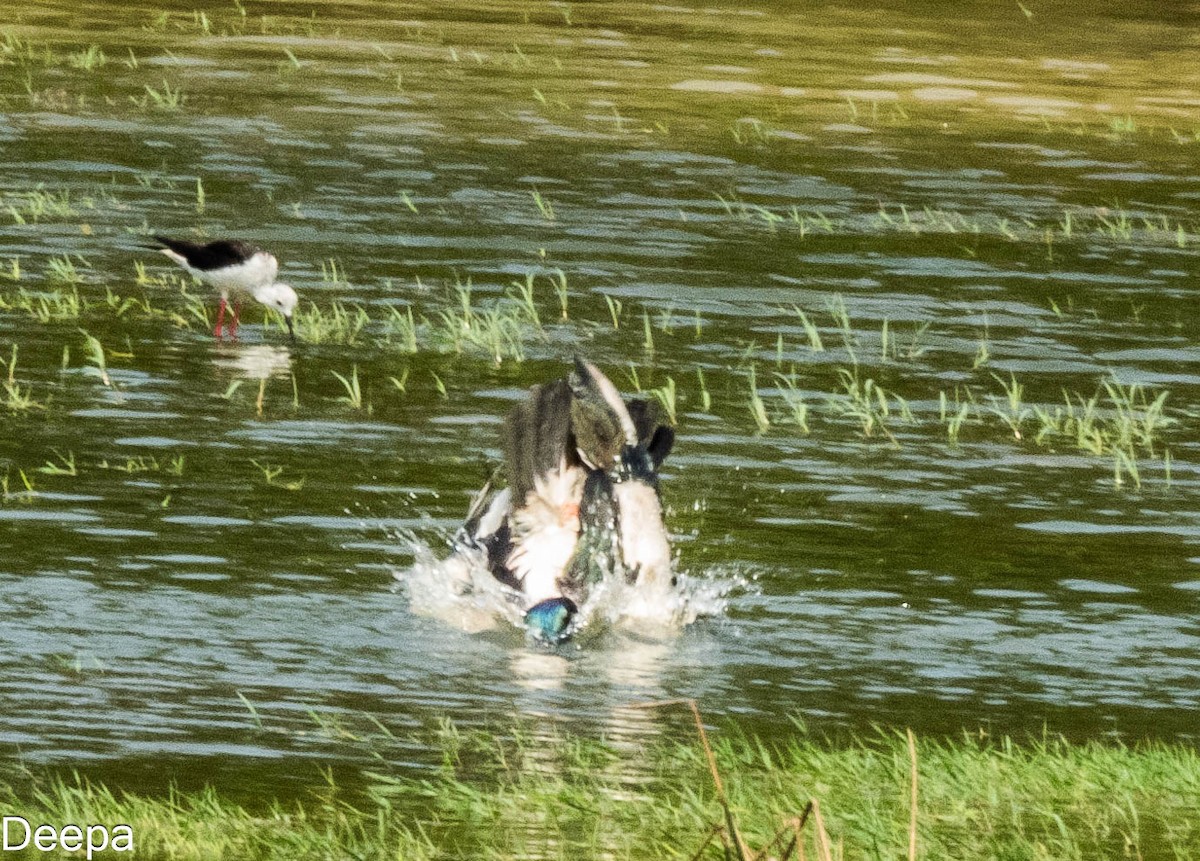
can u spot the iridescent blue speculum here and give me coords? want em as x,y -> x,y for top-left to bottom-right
524,597 -> 578,643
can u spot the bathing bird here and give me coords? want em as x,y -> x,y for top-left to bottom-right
454,358 -> 675,642
148,236 -> 298,342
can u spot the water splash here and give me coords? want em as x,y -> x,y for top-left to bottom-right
395,530 -> 741,643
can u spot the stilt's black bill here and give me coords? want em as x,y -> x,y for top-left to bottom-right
286,315 -> 296,343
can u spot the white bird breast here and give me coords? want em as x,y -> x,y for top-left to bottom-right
613,481 -> 671,586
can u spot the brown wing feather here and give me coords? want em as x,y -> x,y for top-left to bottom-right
504,379 -> 577,503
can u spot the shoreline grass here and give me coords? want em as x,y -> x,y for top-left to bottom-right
1,719 -> 1197,859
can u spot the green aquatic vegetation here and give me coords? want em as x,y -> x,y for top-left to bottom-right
67,44 -> 105,70
0,285 -> 83,322
36,450 -> 77,477
320,258 -> 347,286
714,191 -> 746,219
989,373 -> 1029,440
832,366 -> 905,445
428,279 -> 533,364
473,307 -> 527,365
297,301 -> 370,345
604,295 -> 622,329
98,454 -> 184,475
46,254 -> 83,285
696,367 -> 711,413
507,273 -> 541,330
132,172 -> 177,191
1095,207 -> 1133,241
388,368 -> 410,394
1109,114 -> 1137,135
641,308 -> 654,354
1102,379 -> 1171,456
135,79 -> 185,111
1111,446 -> 1141,490
235,691 -> 264,731
3,344 -> 45,412
103,287 -> 142,319
251,460 -> 305,491
747,365 -> 770,434
731,117 -> 771,146
649,376 -> 677,425
825,294 -> 853,344
1030,380 -> 1171,464
178,286 -> 211,328
383,305 -> 418,352
790,306 -> 824,352
657,304 -> 679,336
3,373 -> 41,411
774,370 -> 810,433
331,366 -> 364,410
939,388 -> 976,446
530,188 -> 556,221
0,469 -> 36,502
0,257 -> 19,282
79,330 -> 111,387
0,32 -> 40,64
550,268 -> 569,320
5,186 -> 78,223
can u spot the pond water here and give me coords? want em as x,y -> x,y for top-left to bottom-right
1,0 -> 1199,797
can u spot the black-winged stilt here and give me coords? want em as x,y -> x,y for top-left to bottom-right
148,236 -> 298,342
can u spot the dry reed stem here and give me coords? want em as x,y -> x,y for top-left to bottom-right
811,798 -> 834,861
629,699 -> 749,860
752,807 -> 810,861
631,699 -> 824,861
686,823 -> 725,861
907,727 -> 918,861
794,803 -> 813,861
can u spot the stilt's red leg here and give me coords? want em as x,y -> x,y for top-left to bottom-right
214,298 -> 227,338
230,301 -> 242,339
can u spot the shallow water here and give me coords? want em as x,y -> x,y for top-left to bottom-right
1,0 -> 1200,797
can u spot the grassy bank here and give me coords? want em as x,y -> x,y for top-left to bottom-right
2,717 -> 1197,860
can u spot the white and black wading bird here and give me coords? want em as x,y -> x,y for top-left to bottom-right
147,236 -> 298,342
452,358 -> 675,642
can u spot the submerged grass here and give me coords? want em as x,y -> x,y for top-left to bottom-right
0,253 -> 1187,489
1,721 -> 1197,860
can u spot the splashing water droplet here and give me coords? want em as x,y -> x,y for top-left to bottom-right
393,528 -> 742,641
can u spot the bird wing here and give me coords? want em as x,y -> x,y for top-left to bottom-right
152,236 -> 262,271
504,378 -> 577,504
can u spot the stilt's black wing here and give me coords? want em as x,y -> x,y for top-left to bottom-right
153,236 -> 260,271
504,379 -> 577,504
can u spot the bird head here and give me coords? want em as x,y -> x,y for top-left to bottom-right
256,283 -> 299,342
